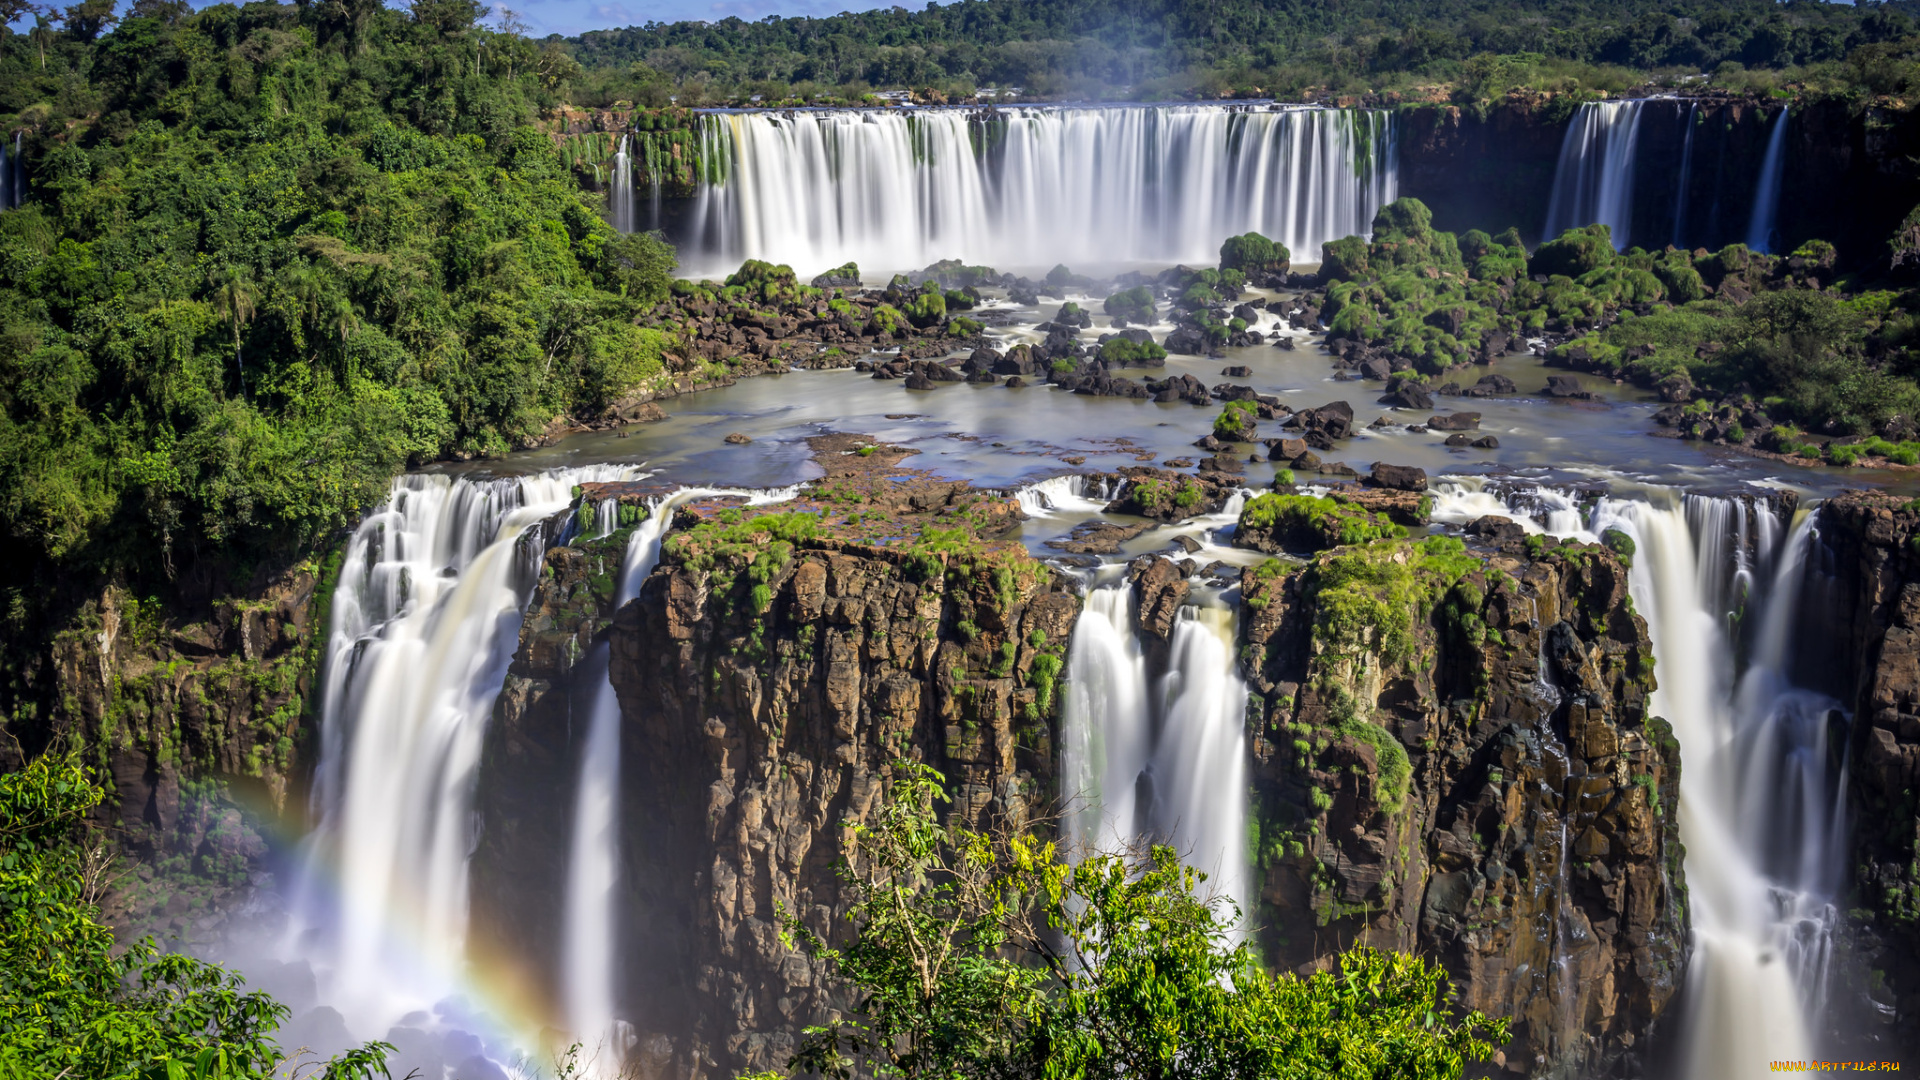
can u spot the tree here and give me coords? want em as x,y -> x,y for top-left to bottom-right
768,762 -> 1507,1080
0,752 -> 392,1078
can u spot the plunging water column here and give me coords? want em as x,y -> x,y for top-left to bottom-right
1543,100 -> 1648,250
292,465 -> 639,1053
1747,107 -> 1791,254
1432,481 -> 1845,1072
1060,583 -> 1250,930
687,105 -> 1398,273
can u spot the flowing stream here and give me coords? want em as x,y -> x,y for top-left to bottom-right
684,104 -> 1397,274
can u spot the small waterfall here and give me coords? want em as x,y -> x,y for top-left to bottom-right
1672,103 -> 1699,249
1061,585 -> 1152,853
1431,478 -> 1844,1074
1151,606 -> 1250,933
611,134 -> 635,235
560,485 -> 793,1072
1542,100 -> 1648,250
1746,107 -> 1790,254
292,465 -> 640,1051
686,105 -> 1397,273
1015,474 -> 1113,519
1060,586 -> 1248,929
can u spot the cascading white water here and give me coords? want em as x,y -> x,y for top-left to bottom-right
1747,107 -> 1791,254
1432,479 -> 1844,1074
1015,474 -> 1113,519
1061,585 -> 1152,854
1060,584 -> 1249,930
687,105 -> 1397,274
610,134 -> 635,234
1543,100 -> 1648,250
292,465 -> 639,1052
1151,606 -> 1251,932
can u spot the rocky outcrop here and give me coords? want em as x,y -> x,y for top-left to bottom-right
1798,493 -> 1920,1062
1237,536 -> 1685,1078
0,553 -> 339,950
602,447 -> 1079,1077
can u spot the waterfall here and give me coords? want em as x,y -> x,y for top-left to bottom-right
291,465 -> 639,1050
1151,606 -> 1250,933
1431,480 -> 1844,1072
1542,100 -> 1647,250
611,134 -> 635,235
686,105 -> 1397,274
1746,107 -> 1790,254
1061,585 -> 1152,854
1015,474 -> 1113,519
1672,103 -> 1698,249
1060,585 -> 1249,930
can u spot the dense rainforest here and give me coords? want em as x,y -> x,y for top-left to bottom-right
562,0 -> 1920,104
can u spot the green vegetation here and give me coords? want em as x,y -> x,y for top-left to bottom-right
0,0 -> 679,598
558,0 -> 1920,105
1219,232 -> 1288,276
757,762 -> 1506,1080
1102,285 -> 1156,324
1097,335 -> 1167,364
1324,197 -> 1920,455
0,752 -> 390,1078
1211,398 -> 1258,442
1239,493 -> 1408,552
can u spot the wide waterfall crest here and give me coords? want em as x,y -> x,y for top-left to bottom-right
1543,100 -> 1648,251
686,105 -> 1397,274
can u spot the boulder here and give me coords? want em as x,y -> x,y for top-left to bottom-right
1221,365 -> 1252,377
1472,435 -> 1500,449
1427,412 -> 1482,431
1165,328 -> 1208,355
1380,383 -> 1434,410
1463,374 -> 1517,397
1544,375 -> 1593,400
1368,463 -> 1428,492
724,432 -> 753,445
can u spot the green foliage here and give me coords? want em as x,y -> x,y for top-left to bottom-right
1219,232 -> 1288,274
1533,224 -> 1617,278
775,762 -> 1506,1080
1240,494 -> 1407,552
0,753 -> 390,1079
1102,286 -> 1156,324
1212,398 -> 1259,442
0,3 -> 681,583
1319,236 -> 1372,284
1098,336 -> 1167,364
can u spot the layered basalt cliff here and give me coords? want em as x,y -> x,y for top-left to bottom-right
1235,533 -> 1685,1078
598,439 -> 1079,1077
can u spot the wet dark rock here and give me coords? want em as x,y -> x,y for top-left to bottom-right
1379,383 -> 1434,410
1198,454 -> 1244,474
904,372 -> 937,390
1544,375 -> 1594,400
1046,520 -> 1149,555
1275,336 -> 1297,351
1466,514 -> 1528,546
1427,412 -> 1482,431
1471,435 -> 1500,449
1193,434 -> 1227,452
1221,365 -> 1252,377
724,432 -> 753,444
1005,376 -> 1026,388
1462,373 -> 1518,397
1165,328 -> 1208,355
1359,357 -> 1392,381
1367,463 -> 1428,492
1444,433 -> 1472,447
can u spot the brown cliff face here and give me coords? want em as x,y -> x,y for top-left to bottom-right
1797,493 -> 1920,1062
1,552 -> 338,949
602,451 -> 1077,1077
1236,537 -> 1684,1078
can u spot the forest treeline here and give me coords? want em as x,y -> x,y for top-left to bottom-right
0,0 -> 679,610
561,0 -> 1920,105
